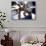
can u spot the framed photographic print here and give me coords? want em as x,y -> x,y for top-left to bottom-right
11,0 -> 36,20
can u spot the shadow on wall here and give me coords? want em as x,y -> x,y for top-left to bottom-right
9,32 -> 21,46
13,40 -> 21,46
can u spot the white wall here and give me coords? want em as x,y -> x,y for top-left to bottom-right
0,0 -> 46,27
0,1 -> 46,46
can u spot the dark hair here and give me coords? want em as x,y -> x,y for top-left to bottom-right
11,1 -> 17,6
32,8 -> 36,14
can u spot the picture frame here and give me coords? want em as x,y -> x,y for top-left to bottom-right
11,0 -> 36,20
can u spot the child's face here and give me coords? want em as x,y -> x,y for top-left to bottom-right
20,5 -> 24,8
25,12 -> 29,16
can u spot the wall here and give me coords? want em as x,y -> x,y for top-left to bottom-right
0,0 -> 46,27
0,0 -> 46,46
0,31 -> 46,46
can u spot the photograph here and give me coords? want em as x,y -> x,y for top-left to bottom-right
11,0 -> 36,20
